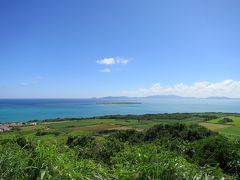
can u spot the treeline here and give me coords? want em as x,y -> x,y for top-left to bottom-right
89,113 -> 218,121
28,113 -> 219,123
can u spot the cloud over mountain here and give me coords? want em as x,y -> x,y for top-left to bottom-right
123,79 -> 240,98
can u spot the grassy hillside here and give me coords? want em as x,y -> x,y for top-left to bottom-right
200,114 -> 240,138
208,116 -> 240,125
0,113 -> 240,179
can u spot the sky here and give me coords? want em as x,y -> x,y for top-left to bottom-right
0,0 -> 240,98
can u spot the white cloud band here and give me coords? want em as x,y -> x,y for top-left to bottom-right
123,79 -> 240,98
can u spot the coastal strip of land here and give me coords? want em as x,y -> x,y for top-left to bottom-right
1,113 -> 239,139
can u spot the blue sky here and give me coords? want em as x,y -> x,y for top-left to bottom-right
0,0 -> 240,98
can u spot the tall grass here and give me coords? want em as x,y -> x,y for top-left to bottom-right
0,141 -> 112,180
111,144 -> 226,180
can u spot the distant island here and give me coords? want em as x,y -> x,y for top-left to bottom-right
94,95 -> 238,100
96,102 -> 142,104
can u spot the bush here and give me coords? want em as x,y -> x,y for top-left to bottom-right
144,123 -> 214,142
36,129 -> 48,136
192,135 -> 240,176
67,135 -> 94,147
73,137 -> 124,164
112,129 -> 144,144
218,118 -> 234,123
15,136 -> 34,150
110,124 -> 214,145
36,129 -> 61,137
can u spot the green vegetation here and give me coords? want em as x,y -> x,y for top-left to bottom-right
201,114 -> 240,138
0,113 -> 240,179
217,127 -> 240,138
218,117 -> 234,123
208,116 -> 240,125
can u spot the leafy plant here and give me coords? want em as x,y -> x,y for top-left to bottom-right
111,144 -> 226,179
191,135 -> 240,176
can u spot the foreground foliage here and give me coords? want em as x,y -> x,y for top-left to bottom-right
0,123 -> 239,179
0,141 -> 111,179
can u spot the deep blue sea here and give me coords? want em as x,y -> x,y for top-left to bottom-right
0,98 -> 240,123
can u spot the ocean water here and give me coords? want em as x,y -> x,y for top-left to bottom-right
0,98 -> 240,123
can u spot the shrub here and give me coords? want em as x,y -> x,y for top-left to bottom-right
36,129 -> 48,136
36,129 -> 61,136
218,118 -> 234,124
112,129 -> 144,144
15,136 -> 34,150
67,135 -> 94,147
192,135 -> 240,176
74,137 -> 124,164
144,123 -> 214,142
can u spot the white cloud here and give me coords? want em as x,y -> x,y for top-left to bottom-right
97,58 -> 115,65
100,68 -> 111,73
122,79 -> 240,98
97,57 -> 129,65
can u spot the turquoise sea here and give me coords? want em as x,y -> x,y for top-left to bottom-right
0,98 -> 240,123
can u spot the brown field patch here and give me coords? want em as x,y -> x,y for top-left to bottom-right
200,122 -> 233,130
42,121 -> 70,125
68,124 -> 127,131
109,126 -> 133,130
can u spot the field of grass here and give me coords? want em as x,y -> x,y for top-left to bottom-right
0,119 -> 161,143
1,113 -> 239,143
217,127 -> 240,138
208,116 -> 240,125
199,122 -> 233,130
200,114 -> 240,138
